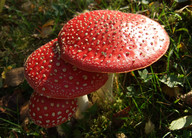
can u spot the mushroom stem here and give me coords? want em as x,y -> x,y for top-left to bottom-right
95,73 -> 114,102
75,95 -> 89,119
74,74 -> 114,119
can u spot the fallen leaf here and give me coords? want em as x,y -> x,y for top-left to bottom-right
162,85 -> 181,97
41,26 -> 53,38
38,6 -> 46,13
116,133 -> 127,138
42,20 -> 55,28
40,20 -> 54,38
21,1 -> 35,13
181,90 -> 192,105
20,102 -> 29,121
4,67 -> 24,87
169,115 -> 192,130
22,117 -> 30,132
145,119 -> 155,134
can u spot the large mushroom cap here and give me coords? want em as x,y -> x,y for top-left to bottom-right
58,10 -> 170,73
29,92 -> 77,128
24,38 -> 108,99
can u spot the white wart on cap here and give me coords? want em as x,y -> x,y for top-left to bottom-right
29,92 -> 77,128
58,10 -> 170,73
24,38 -> 108,99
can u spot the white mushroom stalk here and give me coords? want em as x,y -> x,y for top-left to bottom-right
75,95 -> 89,119
95,73 -> 114,102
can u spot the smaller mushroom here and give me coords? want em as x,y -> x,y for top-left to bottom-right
29,92 -> 77,128
24,38 -> 108,119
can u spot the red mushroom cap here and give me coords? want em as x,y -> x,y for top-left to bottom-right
29,92 -> 77,128
58,10 -> 170,73
24,38 -> 108,99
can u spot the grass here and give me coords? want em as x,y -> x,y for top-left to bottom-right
0,0 -> 192,137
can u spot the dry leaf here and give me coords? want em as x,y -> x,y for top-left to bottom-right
20,102 -> 29,121
38,6 -> 46,13
162,85 -> 181,97
41,26 -> 53,38
42,20 -> 55,28
22,117 -> 30,131
181,90 -> 192,106
41,20 -> 54,38
4,67 -> 24,87
116,133 -> 127,138
21,1 -> 35,13
145,119 -> 155,134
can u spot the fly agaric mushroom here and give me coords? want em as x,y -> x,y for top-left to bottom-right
29,92 -> 77,128
24,38 -> 108,118
58,10 -> 170,100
